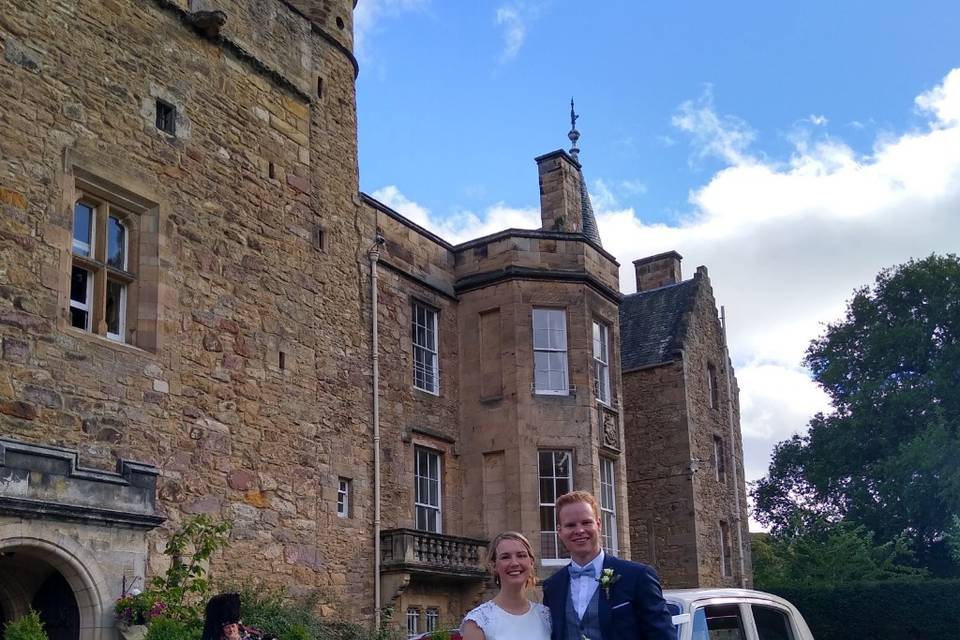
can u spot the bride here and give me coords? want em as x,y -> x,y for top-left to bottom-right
460,531 -> 551,640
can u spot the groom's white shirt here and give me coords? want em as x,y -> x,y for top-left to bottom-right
568,549 -> 605,618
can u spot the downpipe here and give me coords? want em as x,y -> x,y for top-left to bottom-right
369,235 -> 384,626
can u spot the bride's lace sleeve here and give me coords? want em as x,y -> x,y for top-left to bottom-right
535,603 -> 552,632
461,601 -> 494,634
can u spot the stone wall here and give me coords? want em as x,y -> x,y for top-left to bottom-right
681,270 -> 751,588
622,268 -> 752,589
453,231 -> 621,295
372,254 -> 463,535
0,0 -> 376,618
623,361 -> 699,587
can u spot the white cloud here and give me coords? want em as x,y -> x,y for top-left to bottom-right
596,70 -> 960,519
915,67 -> 960,126
370,185 -> 539,244
367,69 -> 960,531
354,0 -> 429,64
808,114 -> 829,126
495,5 -> 526,62
591,178 -> 648,212
672,86 -> 757,165
620,179 -> 648,196
591,178 -> 619,211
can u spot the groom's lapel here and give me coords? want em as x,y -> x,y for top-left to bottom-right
599,555 -> 614,640
555,566 -> 571,632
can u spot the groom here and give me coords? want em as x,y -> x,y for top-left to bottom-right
542,491 -> 675,640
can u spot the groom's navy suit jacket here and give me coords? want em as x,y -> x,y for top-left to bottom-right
542,554 -> 675,640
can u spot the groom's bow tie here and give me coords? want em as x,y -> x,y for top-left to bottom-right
569,564 -> 596,579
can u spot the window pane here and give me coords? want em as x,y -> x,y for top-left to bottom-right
554,451 -> 570,476
70,307 -> 89,331
106,280 -> 126,339
70,266 -> 89,304
540,479 -> 554,504
540,506 -> 554,531
540,532 -> 557,559
752,606 -> 795,640
108,216 -> 126,269
533,327 -> 550,349
73,203 -> 93,256
539,451 -> 552,476
702,604 -> 746,640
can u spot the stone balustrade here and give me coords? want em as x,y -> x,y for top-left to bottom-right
380,528 -> 487,580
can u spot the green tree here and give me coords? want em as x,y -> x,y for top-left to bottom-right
752,524 -> 926,589
753,254 -> 960,574
151,515 -> 231,622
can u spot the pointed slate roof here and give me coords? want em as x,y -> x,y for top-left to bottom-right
578,169 -> 602,247
619,278 -> 699,371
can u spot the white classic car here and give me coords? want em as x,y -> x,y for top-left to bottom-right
664,588 -> 815,640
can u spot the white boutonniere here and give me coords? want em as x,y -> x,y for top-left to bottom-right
597,567 -> 620,598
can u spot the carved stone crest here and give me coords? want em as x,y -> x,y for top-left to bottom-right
601,408 -> 620,450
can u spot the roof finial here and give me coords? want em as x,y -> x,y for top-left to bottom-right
568,97 -> 580,160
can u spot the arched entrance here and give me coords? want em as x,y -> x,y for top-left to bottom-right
32,571 -> 81,640
0,540 -> 103,640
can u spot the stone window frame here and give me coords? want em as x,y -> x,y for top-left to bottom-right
69,194 -> 137,344
405,607 -> 420,637
537,448 -> 573,565
411,300 -> 440,395
598,456 -> 619,556
414,445 -> 443,533
425,608 -> 440,633
532,307 -> 570,396
592,319 -> 612,405
719,520 -> 733,578
336,477 -> 351,518
713,435 -> 727,483
59,164 -> 163,353
707,363 -> 720,409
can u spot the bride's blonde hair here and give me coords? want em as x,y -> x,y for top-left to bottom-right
486,531 -> 538,590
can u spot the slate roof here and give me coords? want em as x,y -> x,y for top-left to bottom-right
619,278 -> 700,371
578,168 -> 603,247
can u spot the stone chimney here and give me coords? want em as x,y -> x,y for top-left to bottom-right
535,150 -> 584,233
633,251 -> 683,291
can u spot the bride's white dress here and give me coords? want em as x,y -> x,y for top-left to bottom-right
460,600 -> 551,640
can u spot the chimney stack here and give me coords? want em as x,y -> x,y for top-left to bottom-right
633,251 -> 683,291
535,150 -> 584,233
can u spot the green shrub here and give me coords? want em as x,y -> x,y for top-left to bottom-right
143,617 -> 200,640
768,579 -> 960,640
4,611 -> 48,640
150,516 -> 231,622
232,584 -> 402,640
114,516 -> 231,631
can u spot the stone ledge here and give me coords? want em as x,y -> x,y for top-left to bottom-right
0,438 -> 163,528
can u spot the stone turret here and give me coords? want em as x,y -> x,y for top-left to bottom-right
534,101 -> 603,246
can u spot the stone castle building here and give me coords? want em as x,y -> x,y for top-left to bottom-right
0,1 -> 749,638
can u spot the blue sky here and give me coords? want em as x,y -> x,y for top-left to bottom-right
357,1 -> 958,221
353,0 -> 960,526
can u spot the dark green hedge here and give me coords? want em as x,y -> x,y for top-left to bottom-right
766,579 -> 960,640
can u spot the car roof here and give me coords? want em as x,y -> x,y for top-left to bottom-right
663,588 -> 797,610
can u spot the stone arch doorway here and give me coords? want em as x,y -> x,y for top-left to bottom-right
0,539 -> 103,640
32,571 -> 81,640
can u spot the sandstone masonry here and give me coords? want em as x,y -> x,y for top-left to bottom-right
0,2 -> 751,636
